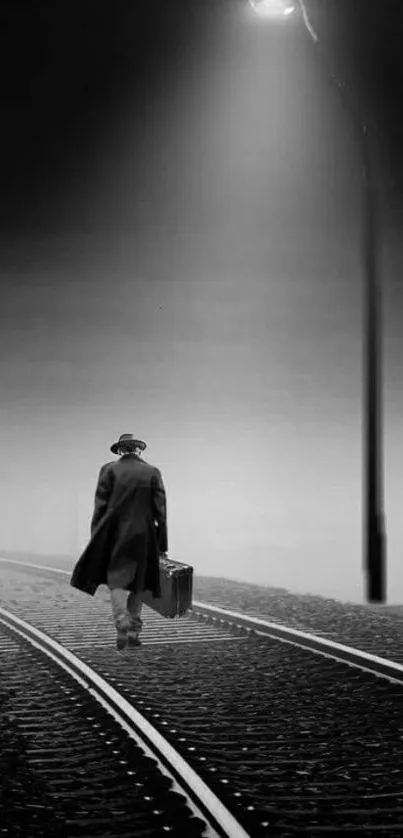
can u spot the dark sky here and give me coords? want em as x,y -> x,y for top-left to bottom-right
304,0 -> 403,213
1,0 -> 403,235
0,0 -> 215,235
1,0 -> 403,603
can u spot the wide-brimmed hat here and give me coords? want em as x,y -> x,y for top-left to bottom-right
110,433 -> 147,455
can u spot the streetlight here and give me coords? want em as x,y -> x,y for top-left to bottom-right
248,0 -> 387,602
248,0 -> 296,18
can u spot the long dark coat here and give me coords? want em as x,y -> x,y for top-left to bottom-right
70,454 -> 168,598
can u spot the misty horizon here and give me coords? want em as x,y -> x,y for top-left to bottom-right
1,1 -> 403,607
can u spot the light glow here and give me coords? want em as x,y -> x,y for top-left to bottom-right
248,0 -> 296,20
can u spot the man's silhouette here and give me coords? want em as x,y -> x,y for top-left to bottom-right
71,433 -> 168,651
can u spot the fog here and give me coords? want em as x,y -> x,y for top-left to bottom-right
1,3 -> 403,605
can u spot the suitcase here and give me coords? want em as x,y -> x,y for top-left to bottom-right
142,556 -> 193,618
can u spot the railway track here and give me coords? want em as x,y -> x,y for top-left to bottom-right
3,556 -> 403,663
0,615 -> 245,838
1,558 -> 403,835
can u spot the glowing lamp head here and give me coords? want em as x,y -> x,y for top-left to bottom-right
248,0 -> 296,19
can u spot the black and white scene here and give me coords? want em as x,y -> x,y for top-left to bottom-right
1,1 -> 403,835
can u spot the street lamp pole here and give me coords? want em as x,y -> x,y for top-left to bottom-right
248,0 -> 387,601
361,131 -> 387,603
297,0 -> 386,602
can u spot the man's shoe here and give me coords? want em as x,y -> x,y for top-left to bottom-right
128,632 -> 141,648
116,631 -> 128,652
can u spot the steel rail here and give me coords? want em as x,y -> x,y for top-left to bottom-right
1,556 -> 403,684
0,606 -> 251,838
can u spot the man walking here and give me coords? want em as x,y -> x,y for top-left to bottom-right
71,433 -> 168,652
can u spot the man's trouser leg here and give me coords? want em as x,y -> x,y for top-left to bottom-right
110,588 -> 131,635
109,560 -> 144,642
127,590 -> 143,637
